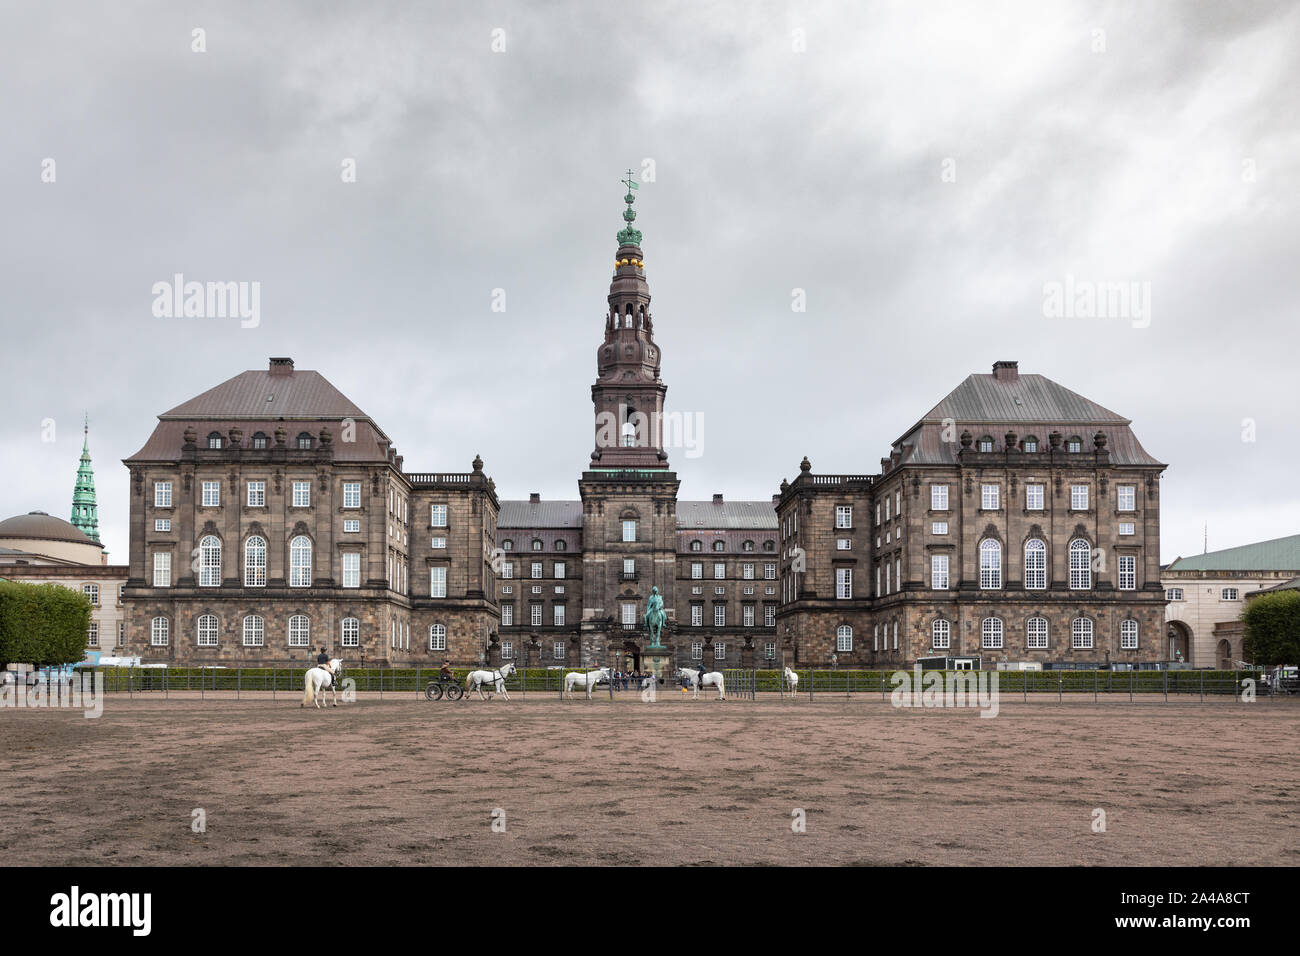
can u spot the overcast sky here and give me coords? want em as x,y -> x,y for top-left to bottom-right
2,1 -> 1297,565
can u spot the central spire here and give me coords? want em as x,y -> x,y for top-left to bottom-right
617,168 -> 642,246
71,413 -> 101,543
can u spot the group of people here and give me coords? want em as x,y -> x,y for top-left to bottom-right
609,669 -> 648,690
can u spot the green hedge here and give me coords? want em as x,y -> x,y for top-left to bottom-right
0,580 -> 91,669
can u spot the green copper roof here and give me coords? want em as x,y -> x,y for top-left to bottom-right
616,169 -> 642,246
1166,533 -> 1300,572
70,416 -> 100,543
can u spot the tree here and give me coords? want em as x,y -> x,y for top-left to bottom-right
1242,591 -> 1300,666
0,580 -> 91,669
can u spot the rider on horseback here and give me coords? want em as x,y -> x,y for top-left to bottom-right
316,646 -> 330,670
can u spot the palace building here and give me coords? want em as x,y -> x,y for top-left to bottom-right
119,187 -> 1170,670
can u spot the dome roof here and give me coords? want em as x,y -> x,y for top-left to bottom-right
0,511 -> 102,547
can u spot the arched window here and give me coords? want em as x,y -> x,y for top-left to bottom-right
1069,539 -> 1091,589
296,432 -> 313,449
251,432 -> 269,449
531,539 -> 543,551
978,435 -> 995,452
340,617 -> 359,647
197,614 -> 219,647
288,614 -> 311,647
554,540 -> 566,552
151,616 -> 169,646
1024,539 -> 1047,590
763,540 -> 775,551
243,615 -> 264,647
1071,617 -> 1094,649
713,541 -> 725,552
206,431 -> 223,449
979,539 -> 1002,588
1027,617 -> 1048,649
429,623 -> 447,651
502,539 -> 513,551
836,625 -> 853,651
244,536 -> 266,587
1120,619 -> 1139,650
743,540 -> 755,552
1067,436 -> 1083,453
1022,435 -> 1039,453
198,535 -> 221,587
932,619 -> 951,649
290,536 -> 312,588
690,540 -> 702,552
982,617 -> 1004,649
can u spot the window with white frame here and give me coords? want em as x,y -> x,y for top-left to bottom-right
247,481 -> 265,507
691,562 -> 702,579
931,485 -> 948,510
1026,484 -> 1044,511
1024,539 -> 1046,590
1071,485 -> 1089,510
622,520 -> 636,542
501,561 -> 513,579
1023,437 -> 1038,452
1027,617 -> 1048,649
981,617 -> 1004,649
1069,539 -> 1091,589
244,536 -> 266,587
429,567 -> 447,598
554,561 -> 566,579
291,481 -> 310,507
765,563 -> 776,580
932,619 -> 951,649
691,605 -> 702,627
342,552 -> 360,588
154,481 -> 172,508
242,615 -> 263,647
501,641 -> 513,660
553,641 -> 565,659
1067,438 -> 1082,453
893,621 -> 899,649
553,604 -> 566,626
531,562 -> 543,579
1117,485 -> 1136,511
691,642 -> 703,660
427,623 -> 446,651
764,605 -> 775,626
931,521 -> 948,535
981,484 -> 999,510
431,535 -> 445,548
714,605 -> 726,627
153,551 -> 171,588
836,506 -> 852,529
82,583 -> 99,605
288,614 -> 311,647
343,482 -> 361,508
743,563 -> 754,580
837,538 -> 852,550
1118,554 -> 1136,590
198,535 -> 221,587
714,562 -> 725,580
201,481 -> 220,507
151,616 -> 169,646
931,554 -> 949,590
431,504 -> 448,527
836,567 -> 852,599
1071,617 -> 1094,649
873,624 -> 879,651
154,518 -> 171,532
1118,522 -> 1135,536
86,621 -> 98,647
836,625 -> 853,651
764,641 -> 776,660
290,536 -> 312,587
530,604 -> 543,627
622,603 -> 637,625
341,617 -> 359,647
1222,588 -> 1239,600
743,604 -> 755,627
979,539 -> 1002,588
714,642 -> 726,661
501,604 -> 514,626
1165,587 -> 1184,601
1120,619 -> 1138,649
197,614 -> 218,647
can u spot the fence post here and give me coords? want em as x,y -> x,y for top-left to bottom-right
1093,670 -> 1097,703
237,667 -> 241,700
1200,669 -> 1204,702
1163,668 -> 1168,702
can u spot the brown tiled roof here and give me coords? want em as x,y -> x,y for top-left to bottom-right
125,419 -> 392,463
160,368 -> 371,421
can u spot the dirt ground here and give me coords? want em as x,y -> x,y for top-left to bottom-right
2,692 -> 1298,866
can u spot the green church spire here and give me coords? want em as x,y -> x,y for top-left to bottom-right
71,413 -> 100,543
616,168 -> 642,246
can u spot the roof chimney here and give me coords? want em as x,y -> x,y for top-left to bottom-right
992,360 -> 1019,382
529,492 -> 540,503
712,493 -> 723,505
269,357 -> 294,376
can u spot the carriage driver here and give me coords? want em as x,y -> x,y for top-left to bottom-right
440,659 -> 454,682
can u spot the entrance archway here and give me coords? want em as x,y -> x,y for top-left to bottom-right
621,640 -> 642,673
1166,621 -> 1193,664
1217,639 -> 1233,670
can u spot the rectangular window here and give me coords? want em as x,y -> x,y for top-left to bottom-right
1222,588 -> 1239,601
764,605 -> 775,626
553,605 -> 566,627
430,535 -> 445,548
501,604 -> 514,626
1166,588 -> 1184,601
836,505 -> 852,529
714,562 -> 725,580
343,482 -> 361,508
1071,485 -> 1089,510
691,642 -> 703,660
931,485 -> 948,510
742,563 -> 755,579
154,481 -> 172,508
201,481 -> 220,507
87,622 -> 99,646
691,605 -> 702,627
714,642 -> 726,661
622,603 -> 637,625
531,604 -> 543,627
342,552 -> 361,588
622,520 -> 636,542
1027,618 -> 1048,649
501,562 -> 513,579
246,481 -> 265,507
764,563 -> 777,580
931,521 -> 948,535
154,518 -> 171,532
623,558 -> 635,577
153,552 -> 171,588
1118,555 -> 1136,590
714,605 -> 726,627
743,605 -> 755,627
764,641 -> 776,660
931,554 -> 949,590
1120,620 -> 1138,650
1117,485 -> 1136,511
429,567 -> 447,598
342,618 -> 360,647
836,568 -> 852,599
292,481 -> 310,507
1118,522 -> 1135,536
553,641 -> 566,659
501,641 -> 513,660
1025,484 -> 1044,511
836,538 -> 851,550
690,561 -> 703,579
531,562 -> 542,579
981,484 -> 999,510
151,618 -> 169,646
430,504 -> 448,527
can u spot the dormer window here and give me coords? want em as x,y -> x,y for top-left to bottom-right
763,540 -> 775,552
251,432 -> 269,449
690,540 -> 702,552
502,540 -> 513,551
207,432 -> 223,449
296,432 -> 313,449
555,540 -> 566,552
743,540 -> 755,552
1067,436 -> 1082,453
532,539 -> 543,551
713,541 -> 725,552
1022,436 -> 1038,453
978,436 -> 995,452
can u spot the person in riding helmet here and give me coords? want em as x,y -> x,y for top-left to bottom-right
316,646 -> 330,669
440,659 -> 454,682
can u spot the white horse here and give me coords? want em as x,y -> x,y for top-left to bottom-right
302,658 -> 344,708
784,667 -> 800,697
465,662 -> 516,700
677,667 -> 726,700
564,666 -> 610,699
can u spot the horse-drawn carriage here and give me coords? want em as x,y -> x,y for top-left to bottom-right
424,677 -> 464,701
